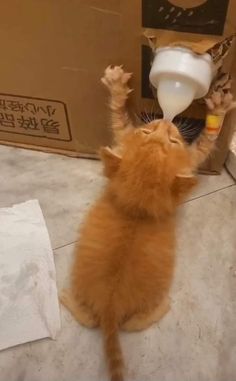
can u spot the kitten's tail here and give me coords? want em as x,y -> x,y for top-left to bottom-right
101,308 -> 124,381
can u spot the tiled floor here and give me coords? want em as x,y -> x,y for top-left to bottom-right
0,145 -> 236,381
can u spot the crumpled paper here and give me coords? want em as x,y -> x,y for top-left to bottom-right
0,200 -> 61,351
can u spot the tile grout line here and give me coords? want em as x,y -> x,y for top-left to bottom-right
53,240 -> 77,251
224,165 -> 236,184
53,183 -> 235,250
185,183 -> 236,204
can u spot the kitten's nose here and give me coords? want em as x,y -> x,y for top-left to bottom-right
154,120 -> 171,134
161,120 -> 172,131
150,121 -> 162,132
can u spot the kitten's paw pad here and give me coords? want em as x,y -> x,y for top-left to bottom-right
205,90 -> 236,115
101,65 -> 132,91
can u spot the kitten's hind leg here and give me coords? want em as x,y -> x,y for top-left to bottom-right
60,289 -> 98,328
101,65 -> 134,142
121,297 -> 170,332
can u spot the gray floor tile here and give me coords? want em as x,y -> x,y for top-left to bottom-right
0,145 -> 233,250
1,186 -> 235,381
188,168 -> 234,201
54,244 -> 74,292
0,146 -> 104,249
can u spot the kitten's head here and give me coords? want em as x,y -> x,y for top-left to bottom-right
100,120 -> 197,217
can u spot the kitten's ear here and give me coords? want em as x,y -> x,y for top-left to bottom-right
172,172 -> 197,203
207,34 -> 236,71
100,147 -> 121,178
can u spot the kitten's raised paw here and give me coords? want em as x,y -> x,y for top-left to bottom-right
205,89 -> 236,115
101,65 -> 132,92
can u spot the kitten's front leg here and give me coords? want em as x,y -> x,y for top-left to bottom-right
101,65 -> 134,142
189,88 -> 236,169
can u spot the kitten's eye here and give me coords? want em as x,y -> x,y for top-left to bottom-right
170,137 -> 180,145
141,128 -> 151,135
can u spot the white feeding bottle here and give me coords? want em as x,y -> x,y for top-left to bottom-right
149,47 -> 214,121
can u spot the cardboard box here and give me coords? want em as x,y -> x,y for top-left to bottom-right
225,131 -> 236,179
0,1 -> 235,173
0,0 -> 124,157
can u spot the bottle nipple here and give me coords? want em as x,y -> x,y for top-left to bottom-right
157,77 -> 197,121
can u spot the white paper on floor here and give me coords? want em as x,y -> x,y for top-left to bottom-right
0,200 -> 61,351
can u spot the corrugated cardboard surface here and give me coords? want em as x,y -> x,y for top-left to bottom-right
225,55 -> 236,179
0,1 -> 235,173
0,1 -> 123,155
140,0 -> 236,174
225,131 -> 236,179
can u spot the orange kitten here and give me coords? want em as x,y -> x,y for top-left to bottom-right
61,66 -> 234,381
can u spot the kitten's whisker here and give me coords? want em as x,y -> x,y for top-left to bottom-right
151,101 -> 155,121
182,130 -> 200,137
175,119 -> 183,129
146,110 -> 151,123
134,112 -> 142,124
142,114 -> 148,124
179,121 -> 190,130
144,110 -> 151,123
